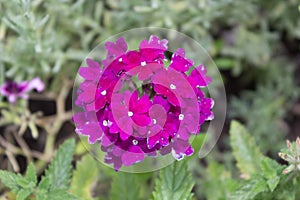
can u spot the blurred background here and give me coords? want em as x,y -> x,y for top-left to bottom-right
0,0 -> 299,199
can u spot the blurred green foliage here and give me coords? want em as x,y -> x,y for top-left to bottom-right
1,122 -> 299,200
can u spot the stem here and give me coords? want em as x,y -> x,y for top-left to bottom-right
13,132 -> 32,163
44,132 -> 56,157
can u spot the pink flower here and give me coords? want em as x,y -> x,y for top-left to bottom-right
187,65 -> 212,89
126,62 -> 163,81
73,111 -> 103,143
102,37 -> 128,68
139,35 -> 168,61
111,90 -> 152,140
169,48 -> 194,73
0,77 -> 44,103
152,68 -> 194,106
79,59 -> 102,81
73,35 -> 214,170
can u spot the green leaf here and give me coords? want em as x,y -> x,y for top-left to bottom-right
109,172 -> 141,200
16,189 -> 32,200
25,163 -> 37,186
44,138 -> 76,191
45,189 -> 81,200
260,157 -> 282,192
202,161 -> 238,200
16,177 -> 30,189
230,175 -> 268,200
70,154 -> 98,200
0,170 -> 24,193
188,134 -> 205,160
37,176 -> 49,191
152,161 -> 194,200
229,121 -> 263,177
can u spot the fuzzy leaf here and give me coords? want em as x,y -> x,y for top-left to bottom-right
70,154 -> 98,200
229,121 -> 263,177
44,189 -> 81,200
37,176 -> 49,191
25,163 -> 37,186
16,189 -> 32,200
44,138 -> 76,191
152,161 -> 194,200
109,172 -> 141,200
0,170 -> 25,193
230,175 -> 268,200
260,157 -> 282,192
202,161 -> 239,200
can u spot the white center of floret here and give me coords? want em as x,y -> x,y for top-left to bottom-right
103,120 -> 108,127
141,61 -> 146,66
178,114 -> 184,120
101,90 -> 107,96
103,120 -> 113,127
118,57 -> 123,62
153,119 -> 157,124
128,111 -> 133,117
170,84 -> 176,90
132,139 -> 138,145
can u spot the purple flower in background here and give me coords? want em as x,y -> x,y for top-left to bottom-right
0,77 -> 44,103
73,35 -> 214,170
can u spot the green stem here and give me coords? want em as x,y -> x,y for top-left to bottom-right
0,63 -> 4,102
45,132 -> 56,157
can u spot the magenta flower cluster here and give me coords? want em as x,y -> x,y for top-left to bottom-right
73,35 -> 214,170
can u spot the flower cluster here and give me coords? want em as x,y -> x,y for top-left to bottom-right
73,35 -> 214,170
0,77 -> 45,103
278,137 -> 300,175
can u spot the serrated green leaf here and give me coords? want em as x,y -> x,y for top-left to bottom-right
25,163 -> 37,186
44,138 -> 76,191
260,157 -> 282,192
109,172 -> 141,200
45,189 -> 81,200
36,193 -> 47,200
16,177 -> 30,189
16,189 -> 32,200
37,176 -> 49,191
202,161 -> 238,200
0,170 -> 24,193
152,161 -> 194,200
229,121 -> 263,177
230,175 -> 268,200
70,154 -> 98,200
